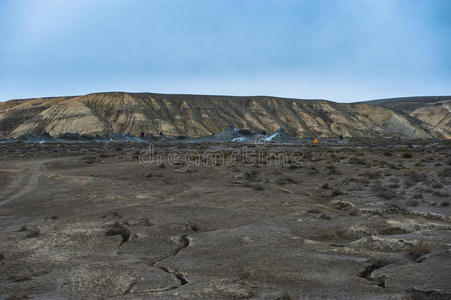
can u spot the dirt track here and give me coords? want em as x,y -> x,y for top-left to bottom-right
0,140 -> 450,299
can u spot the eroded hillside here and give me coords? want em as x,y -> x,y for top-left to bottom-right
410,100 -> 451,137
0,92 -> 447,138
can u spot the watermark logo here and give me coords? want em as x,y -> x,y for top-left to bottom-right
138,138 -> 304,167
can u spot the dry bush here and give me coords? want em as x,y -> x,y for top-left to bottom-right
252,183 -> 264,191
372,185 -> 396,200
361,170 -> 382,179
321,183 -> 330,189
348,207 -> 360,216
401,152 -> 412,159
326,165 -> 342,175
331,187 -> 344,197
407,200 -> 419,207
275,176 -> 298,185
407,243 -> 431,260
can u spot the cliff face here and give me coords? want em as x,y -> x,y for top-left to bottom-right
0,92 -> 447,139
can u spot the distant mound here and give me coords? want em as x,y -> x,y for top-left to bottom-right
410,100 -> 451,136
361,96 -> 451,114
362,96 -> 451,138
0,92 -> 448,139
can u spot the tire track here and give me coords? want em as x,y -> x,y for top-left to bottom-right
0,162 -> 47,207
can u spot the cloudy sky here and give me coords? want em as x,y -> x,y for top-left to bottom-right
1,0 -> 450,102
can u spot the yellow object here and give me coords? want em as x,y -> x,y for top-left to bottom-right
313,138 -> 319,144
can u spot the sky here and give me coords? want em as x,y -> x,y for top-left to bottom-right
1,0 -> 450,102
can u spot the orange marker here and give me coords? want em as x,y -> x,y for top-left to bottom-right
313,138 -> 319,144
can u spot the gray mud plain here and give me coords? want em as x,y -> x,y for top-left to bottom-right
0,140 -> 450,299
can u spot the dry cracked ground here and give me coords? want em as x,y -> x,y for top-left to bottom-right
0,139 -> 450,299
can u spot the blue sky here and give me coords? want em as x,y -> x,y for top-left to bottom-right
1,0 -> 450,102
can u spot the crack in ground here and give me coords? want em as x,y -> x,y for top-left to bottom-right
359,260 -> 389,288
137,234 -> 191,294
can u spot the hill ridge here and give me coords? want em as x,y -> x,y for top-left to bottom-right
0,92 -> 449,139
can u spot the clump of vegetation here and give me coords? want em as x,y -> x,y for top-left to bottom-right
431,182 -> 443,189
361,170 -> 382,179
82,155 -> 100,164
434,190 -> 449,197
319,214 -> 331,220
307,208 -> 320,214
321,183 -> 330,189
244,170 -> 259,180
18,225 -> 28,232
404,170 -> 426,187
187,223 -> 200,232
132,151 -> 140,160
326,165 -> 341,175
158,163 -> 166,168
441,201 -> 450,207
354,150 -> 364,156
373,185 -> 396,200
407,200 -> 419,207
25,229 -> 40,238
252,183 -> 264,191
275,176 -> 297,185
388,183 -> 400,189
348,157 -> 367,165
105,222 -> 130,245
331,187 -> 344,197
407,243 -> 431,261
383,151 -> 392,156
140,217 -> 153,226
401,152 -> 412,159
348,207 -> 360,216
385,204 -> 407,214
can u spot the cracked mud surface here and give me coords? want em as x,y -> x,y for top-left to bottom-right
0,140 -> 450,299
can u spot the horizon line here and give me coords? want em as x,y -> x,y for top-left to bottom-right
2,90 -> 450,104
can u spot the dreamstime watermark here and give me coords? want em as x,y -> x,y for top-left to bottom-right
138,137 -> 305,167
